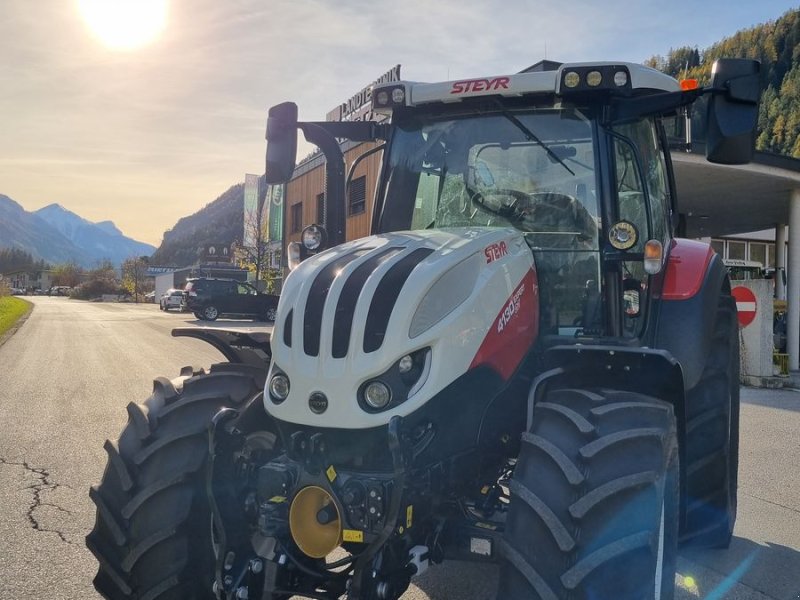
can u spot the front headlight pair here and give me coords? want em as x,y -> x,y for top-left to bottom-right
268,348 -> 431,413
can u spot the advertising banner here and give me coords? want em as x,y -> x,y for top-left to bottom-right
267,183 -> 284,242
243,173 -> 260,249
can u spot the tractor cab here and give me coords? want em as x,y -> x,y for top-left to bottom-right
266,60 -> 760,345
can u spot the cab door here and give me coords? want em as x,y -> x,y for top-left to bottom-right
611,118 -> 671,337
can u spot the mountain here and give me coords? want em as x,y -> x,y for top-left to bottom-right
0,195 -> 155,268
0,195 -> 92,266
95,221 -> 122,236
35,204 -> 155,265
150,183 -> 244,267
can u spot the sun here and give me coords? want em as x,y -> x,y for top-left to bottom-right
78,0 -> 167,51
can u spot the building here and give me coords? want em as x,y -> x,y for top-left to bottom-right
2,269 -> 54,292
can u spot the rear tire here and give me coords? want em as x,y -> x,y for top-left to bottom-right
202,305 -> 219,321
499,388 -> 679,600
86,363 -> 267,599
265,306 -> 277,323
683,293 -> 739,548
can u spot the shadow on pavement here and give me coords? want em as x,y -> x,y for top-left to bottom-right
679,536 -> 800,600
407,535 -> 800,599
740,389 -> 800,414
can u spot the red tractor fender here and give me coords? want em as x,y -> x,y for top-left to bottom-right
661,239 -> 716,300
654,238 -> 730,390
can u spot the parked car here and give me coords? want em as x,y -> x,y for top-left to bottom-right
144,291 -> 156,303
183,277 -> 278,322
159,289 -> 185,311
48,286 -> 72,296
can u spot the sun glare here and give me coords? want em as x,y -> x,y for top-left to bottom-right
78,0 -> 167,51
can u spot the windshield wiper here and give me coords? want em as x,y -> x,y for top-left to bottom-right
492,101 -> 575,176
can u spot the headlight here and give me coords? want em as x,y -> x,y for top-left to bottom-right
301,224 -> 327,252
398,355 -> 414,374
358,348 -> 431,413
586,70 -> 603,87
363,381 -> 391,409
269,372 -> 290,402
563,71 -> 580,88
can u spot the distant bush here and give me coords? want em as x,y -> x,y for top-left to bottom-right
70,279 -> 126,300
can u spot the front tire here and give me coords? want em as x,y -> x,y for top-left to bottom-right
202,305 -> 219,321
264,306 -> 277,323
86,363 -> 266,599
499,388 -> 679,600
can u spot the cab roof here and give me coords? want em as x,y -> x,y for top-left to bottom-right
374,62 -> 680,110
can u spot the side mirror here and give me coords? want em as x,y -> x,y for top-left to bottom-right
265,102 -> 298,184
706,59 -> 760,165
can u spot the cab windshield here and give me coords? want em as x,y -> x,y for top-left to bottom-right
380,107 -> 600,251
379,107 -> 603,336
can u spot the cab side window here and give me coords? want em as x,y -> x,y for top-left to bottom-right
613,119 -> 670,244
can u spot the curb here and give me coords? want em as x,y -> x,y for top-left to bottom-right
0,300 -> 33,349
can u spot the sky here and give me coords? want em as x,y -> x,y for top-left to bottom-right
1,0 -> 798,246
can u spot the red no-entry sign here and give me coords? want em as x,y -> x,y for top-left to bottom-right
732,286 -> 757,327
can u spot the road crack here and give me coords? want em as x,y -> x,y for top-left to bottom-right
742,490 -> 800,515
0,457 -> 75,545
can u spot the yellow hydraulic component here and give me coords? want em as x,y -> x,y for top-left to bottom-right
289,486 -> 342,558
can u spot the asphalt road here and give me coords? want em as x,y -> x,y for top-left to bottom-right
0,297 -> 798,600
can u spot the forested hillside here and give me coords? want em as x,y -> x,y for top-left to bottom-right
0,248 -> 48,274
150,183 -> 244,267
646,8 -> 800,156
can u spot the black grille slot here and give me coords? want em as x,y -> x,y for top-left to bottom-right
332,247 -> 404,358
303,251 -> 367,356
363,248 -> 434,353
283,309 -> 293,347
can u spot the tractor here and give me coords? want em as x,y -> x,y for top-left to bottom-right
87,58 -> 760,600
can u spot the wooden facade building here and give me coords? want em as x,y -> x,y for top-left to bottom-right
285,141 -> 383,244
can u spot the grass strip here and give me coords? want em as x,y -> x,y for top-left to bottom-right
0,296 -> 32,337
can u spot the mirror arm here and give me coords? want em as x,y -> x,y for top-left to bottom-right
302,120 -> 390,142
603,248 -> 644,264
608,89 -> 703,123
299,123 -> 347,247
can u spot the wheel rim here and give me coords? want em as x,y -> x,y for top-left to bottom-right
654,498 -> 665,600
266,307 -> 277,322
204,306 -> 218,320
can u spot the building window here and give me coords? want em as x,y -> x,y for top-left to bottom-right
291,202 -> 303,234
711,239 -> 724,257
749,242 -> 766,267
316,193 -> 325,225
768,243 -> 778,268
727,240 -> 746,261
349,176 -> 366,215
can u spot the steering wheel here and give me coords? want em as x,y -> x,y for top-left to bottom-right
518,192 -> 598,243
470,188 -> 531,220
